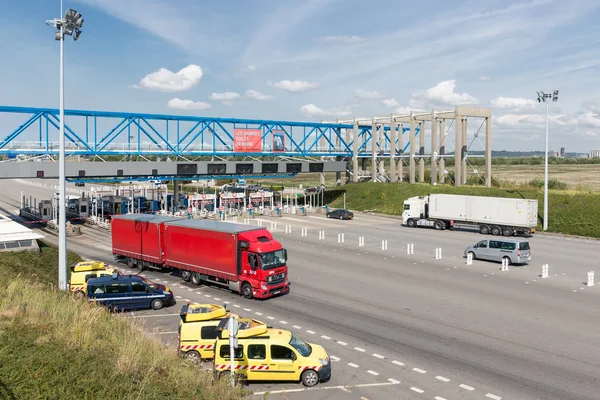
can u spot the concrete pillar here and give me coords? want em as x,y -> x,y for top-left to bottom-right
352,121 -> 359,183
371,118 -> 377,181
398,124 -> 404,182
409,113 -> 416,184
454,115 -> 462,187
462,117 -> 468,185
389,114 -> 396,183
173,180 -> 180,209
485,116 -> 492,187
418,122 -> 425,182
439,119 -> 446,184
378,125 -> 385,177
431,111 -> 437,185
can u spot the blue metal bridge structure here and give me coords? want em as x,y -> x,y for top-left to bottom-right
0,106 -> 417,158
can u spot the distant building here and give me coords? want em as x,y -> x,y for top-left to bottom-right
560,147 -> 565,158
589,150 -> 600,159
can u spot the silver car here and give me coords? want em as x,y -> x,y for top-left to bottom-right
464,238 -> 531,265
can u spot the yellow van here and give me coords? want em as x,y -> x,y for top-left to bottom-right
213,318 -> 331,387
68,260 -> 118,297
178,303 -> 240,361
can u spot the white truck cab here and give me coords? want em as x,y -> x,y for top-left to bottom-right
402,196 -> 428,226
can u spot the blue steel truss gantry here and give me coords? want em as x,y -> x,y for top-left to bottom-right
0,105 -> 417,158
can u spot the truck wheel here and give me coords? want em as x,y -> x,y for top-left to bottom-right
151,299 -> 164,310
74,290 -> 85,298
434,220 -> 444,230
491,226 -> 501,236
185,350 -> 200,363
241,283 -> 253,299
191,273 -> 202,286
502,227 -> 513,237
407,219 -> 416,228
181,271 -> 191,282
127,258 -> 135,268
301,369 -> 319,387
138,262 -> 146,272
479,225 -> 490,235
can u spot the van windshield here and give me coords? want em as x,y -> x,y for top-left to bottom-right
136,275 -> 158,289
519,242 -> 530,250
260,250 -> 286,270
289,334 -> 312,357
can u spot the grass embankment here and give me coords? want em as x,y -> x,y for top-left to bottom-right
326,183 -> 600,239
0,242 -> 244,400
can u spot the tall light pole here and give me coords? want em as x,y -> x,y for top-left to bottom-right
46,3 -> 84,290
536,90 -> 559,232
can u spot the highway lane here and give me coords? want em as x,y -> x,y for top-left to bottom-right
1,179 -> 600,399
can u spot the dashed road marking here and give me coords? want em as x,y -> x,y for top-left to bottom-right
213,297 -> 220,301
204,294 -> 212,298
366,370 -> 379,376
292,325 -> 302,329
243,308 -> 251,312
255,312 -> 263,316
486,394 -> 502,400
187,288 -> 193,291
388,378 -> 400,384
413,367 -> 426,374
348,363 -> 359,368
321,335 -> 331,340
184,299 -> 190,302
330,356 -> 340,362
372,353 -> 385,359
224,301 -> 230,304
354,347 -> 366,352
460,384 -> 475,391
410,387 -> 424,394
267,316 -> 275,320
435,397 -> 448,400
175,296 -> 182,299
279,321 -> 288,325
436,376 -> 450,382
306,330 -> 316,334
392,360 -> 405,366
233,304 -> 241,308
337,341 -> 348,346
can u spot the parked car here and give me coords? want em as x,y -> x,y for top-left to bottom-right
87,273 -> 174,311
326,209 -> 354,220
463,238 -> 531,265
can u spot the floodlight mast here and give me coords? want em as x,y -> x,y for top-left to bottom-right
536,89 -> 559,232
45,1 -> 84,291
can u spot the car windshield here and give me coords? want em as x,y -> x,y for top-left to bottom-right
289,334 -> 312,357
259,250 -> 286,270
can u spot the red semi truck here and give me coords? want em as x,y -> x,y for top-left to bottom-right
111,214 -> 290,299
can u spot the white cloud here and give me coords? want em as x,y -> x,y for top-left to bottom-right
381,97 -> 400,108
394,106 -> 417,115
582,100 -> 600,113
241,64 -> 258,72
319,35 -> 364,44
133,64 -> 203,92
355,89 -> 381,100
167,98 -> 211,110
412,80 -> 478,107
245,90 -> 274,101
490,96 -> 537,111
300,104 -> 351,118
211,92 -> 241,101
270,80 -> 319,93
479,75 -> 491,81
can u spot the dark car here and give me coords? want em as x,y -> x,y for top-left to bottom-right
326,208 -> 354,220
87,273 -> 174,311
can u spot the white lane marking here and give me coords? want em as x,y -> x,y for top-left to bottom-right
392,360 -> 405,366
233,304 -> 241,308
410,387 -> 424,394
175,296 -> 182,299
388,378 -> 400,384
330,356 -> 340,362
413,367 -> 426,374
243,308 -> 251,312
128,313 -> 179,318
292,325 -> 302,329
436,375 -> 450,382
337,341 -> 348,346
187,288 -> 193,292
435,397 -> 448,400
184,299 -> 190,302
267,316 -> 275,320
372,353 -> 385,359
460,384 -> 475,391
306,330 -> 316,334
354,347 -> 366,352
486,394 -> 502,400
223,301 -> 230,304
367,370 -> 379,376
213,297 -> 220,301
348,363 -> 359,368
279,321 -> 288,325
321,335 -> 331,340
253,382 -> 397,395
255,312 -> 263,316
204,294 -> 211,298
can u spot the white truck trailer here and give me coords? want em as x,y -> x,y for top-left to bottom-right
402,194 -> 538,236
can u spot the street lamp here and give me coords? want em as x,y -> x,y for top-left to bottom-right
46,3 -> 84,291
536,90 -> 559,232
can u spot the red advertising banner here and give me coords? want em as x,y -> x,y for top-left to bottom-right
234,128 -> 262,152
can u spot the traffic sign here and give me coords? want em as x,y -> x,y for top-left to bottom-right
219,205 -> 224,211
187,207 -> 192,212
248,203 -> 253,209
278,203 -> 282,208
201,193 -> 206,199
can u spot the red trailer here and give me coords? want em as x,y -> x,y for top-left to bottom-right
111,214 -> 289,299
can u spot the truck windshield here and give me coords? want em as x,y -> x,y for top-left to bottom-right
259,250 -> 286,270
289,334 -> 312,357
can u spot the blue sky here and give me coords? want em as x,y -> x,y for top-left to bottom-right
2,0 -> 600,152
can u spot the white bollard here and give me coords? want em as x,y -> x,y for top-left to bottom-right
257,219 -> 263,227
587,271 -> 595,287
381,240 -> 388,250
501,258 -> 509,271
466,252 -> 473,265
285,225 -> 291,234
406,243 -> 414,255
319,230 -> 325,240
301,228 -> 307,237
541,264 -> 549,279
434,248 -> 442,260
337,233 -> 345,243
358,236 -> 364,247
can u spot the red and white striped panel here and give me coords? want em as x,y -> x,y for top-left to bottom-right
298,365 -> 323,371
180,344 -> 214,351
215,364 -> 270,370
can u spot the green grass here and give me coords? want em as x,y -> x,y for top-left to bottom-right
325,183 -> 600,238
0,242 -> 245,400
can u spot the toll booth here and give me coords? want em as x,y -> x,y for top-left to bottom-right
220,192 -> 244,213
189,193 -> 216,213
249,190 -> 273,212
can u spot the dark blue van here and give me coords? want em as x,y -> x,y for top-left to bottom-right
87,273 -> 175,311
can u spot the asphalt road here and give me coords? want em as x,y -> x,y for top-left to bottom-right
2,179 -> 600,400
